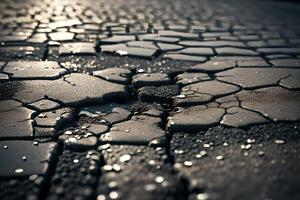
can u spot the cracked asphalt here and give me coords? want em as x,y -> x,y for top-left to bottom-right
0,0 -> 300,199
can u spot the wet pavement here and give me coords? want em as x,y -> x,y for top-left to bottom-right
0,0 -> 300,199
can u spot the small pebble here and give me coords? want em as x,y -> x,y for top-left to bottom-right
15,168 -> 24,174
184,161 -> 193,167
119,154 -> 131,162
216,156 -> 224,160
155,176 -> 164,183
275,139 -> 285,144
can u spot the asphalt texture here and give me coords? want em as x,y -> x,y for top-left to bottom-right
0,0 -> 300,199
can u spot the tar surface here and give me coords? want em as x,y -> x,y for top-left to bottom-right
0,0 -> 300,200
